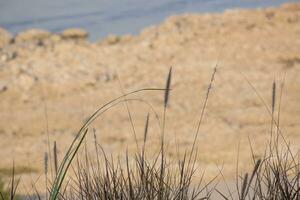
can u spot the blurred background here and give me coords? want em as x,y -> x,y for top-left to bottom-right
0,0 -> 297,40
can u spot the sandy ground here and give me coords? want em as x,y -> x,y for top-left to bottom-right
0,2 -> 300,195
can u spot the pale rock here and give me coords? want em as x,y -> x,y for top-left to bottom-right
280,3 -> 300,11
49,34 -> 62,43
15,29 -> 51,43
21,93 -> 30,103
39,34 -> 62,46
17,74 -> 36,91
101,35 -> 120,45
61,28 -> 88,40
0,81 -> 8,93
0,50 -> 17,62
0,28 -> 13,48
120,35 -> 133,43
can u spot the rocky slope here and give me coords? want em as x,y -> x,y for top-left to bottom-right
0,2 -> 300,193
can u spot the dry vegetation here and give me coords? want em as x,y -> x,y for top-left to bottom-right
1,66 -> 299,200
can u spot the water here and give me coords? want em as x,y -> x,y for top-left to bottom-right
0,0 -> 297,41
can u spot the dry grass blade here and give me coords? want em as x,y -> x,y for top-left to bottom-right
159,67 -> 173,200
272,81 -> 276,113
117,74 -> 139,151
44,152 -> 48,177
143,113 -> 150,145
54,141 -> 58,176
141,113 -> 150,172
44,152 -> 48,200
189,66 -> 218,166
240,173 -> 248,200
164,67 -> 172,108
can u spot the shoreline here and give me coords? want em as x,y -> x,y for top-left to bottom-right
1,1 -> 298,41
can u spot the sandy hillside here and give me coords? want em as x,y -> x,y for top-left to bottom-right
0,2 -> 300,193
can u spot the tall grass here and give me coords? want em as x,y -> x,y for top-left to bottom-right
46,67 -> 212,200
43,67 -> 215,200
218,132 -> 300,200
3,68 -> 300,200
218,79 -> 300,200
0,164 -> 20,200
